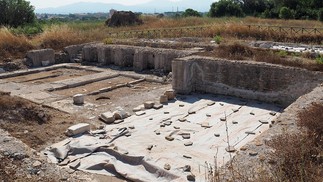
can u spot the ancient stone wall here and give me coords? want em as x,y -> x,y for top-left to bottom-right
172,56 -> 323,107
84,44 -> 194,72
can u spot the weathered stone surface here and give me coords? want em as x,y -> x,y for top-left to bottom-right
66,123 -> 90,136
26,49 -> 55,67
100,112 -> 115,124
144,101 -> 155,109
82,45 -> 98,63
73,94 -> 84,105
160,95 -> 168,104
172,56 -> 323,107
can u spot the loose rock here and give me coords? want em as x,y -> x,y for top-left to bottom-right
249,151 -> 258,156
153,104 -> 163,110
184,141 -> 193,146
164,163 -> 171,170
183,165 -> 191,172
65,123 -> 90,136
225,146 -> 236,153
100,112 -> 115,124
73,94 -> 84,105
187,174 -> 196,181
160,95 -> 168,104
165,136 -> 174,141
144,101 -> 155,109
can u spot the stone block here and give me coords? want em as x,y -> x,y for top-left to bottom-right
66,123 -> 90,136
100,112 -> 115,124
26,49 -> 55,67
64,44 -> 84,61
164,89 -> 175,100
144,101 -> 155,109
73,94 -> 84,105
113,107 -> 128,119
160,95 -> 168,104
83,45 -> 98,62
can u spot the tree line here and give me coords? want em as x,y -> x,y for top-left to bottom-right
209,0 -> 323,21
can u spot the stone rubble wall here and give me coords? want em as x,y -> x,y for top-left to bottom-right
26,49 -> 55,67
172,56 -> 323,107
83,44 -> 194,72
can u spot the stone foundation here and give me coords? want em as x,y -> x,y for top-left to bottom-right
172,56 -> 323,107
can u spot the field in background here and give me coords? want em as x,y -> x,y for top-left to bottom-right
0,16 -> 322,61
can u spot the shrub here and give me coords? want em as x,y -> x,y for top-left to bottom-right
279,7 -> 294,20
182,8 -> 201,17
213,35 -> 222,44
209,0 -> 244,17
318,8 -> 323,22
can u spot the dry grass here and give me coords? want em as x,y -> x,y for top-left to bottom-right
269,103 -> 323,182
0,28 -> 34,59
198,42 -> 323,71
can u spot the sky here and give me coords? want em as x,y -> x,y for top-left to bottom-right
28,0 -> 181,9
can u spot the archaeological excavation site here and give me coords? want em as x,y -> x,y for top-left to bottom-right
0,40 -> 323,182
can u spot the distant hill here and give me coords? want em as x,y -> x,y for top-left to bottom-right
35,0 -> 214,14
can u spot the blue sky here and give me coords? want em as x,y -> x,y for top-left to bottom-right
28,0 -> 181,9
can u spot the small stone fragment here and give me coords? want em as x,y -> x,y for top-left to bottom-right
59,158 -> 70,166
160,95 -> 168,104
100,112 -> 115,124
73,94 -> 84,105
240,146 -> 248,151
183,155 -> 192,159
187,174 -> 196,181
155,130 -> 161,135
206,113 -> 211,117
125,133 -> 131,137
174,126 -> 180,129
160,124 -> 165,127
250,111 -> 255,115
220,117 -> 226,121
135,111 -> 146,116
201,122 -> 211,128
164,163 -> 171,170
113,107 -> 128,119
179,104 -> 185,107
269,112 -> 276,116
255,141 -> 263,146
164,111 -> 170,114
232,108 -> 239,113
207,101 -> 215,106
32,161 -> 42,168
66,123 -> 90,136
214,133 -> 220,137
182,133 -> 191,139
147,145 -> 153,151
69,160 -> 81,170
129,126 -> 135,129
183,165 -> 191,172
164,121 -> 172,126
184,141 -> 193,146
153,104 -> 163,110
178,118 -> 187,122
144,101 -> 155,109
114,120 -> 124,124
249,151 -> 258,156
165,136 -> 174,141
232,121 -> 238,124
225,146 -> 236,153
133,106 -> 142,112
164,90 -> 175,100
259,120 -> 269,124
245,131 -> 256,135
219,103 -> 224,106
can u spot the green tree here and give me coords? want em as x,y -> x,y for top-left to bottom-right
279,7 -> 294,19
182,8 -> 201,17
209,0 -> 244,17
0,0 -> 35,28
319,8 -> 323,22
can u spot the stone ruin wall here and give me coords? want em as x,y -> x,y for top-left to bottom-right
172,56 -> 323,107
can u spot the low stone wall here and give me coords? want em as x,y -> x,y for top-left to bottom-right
26,49 -> 55,67
83,44 -> 194,72
172,56 -> 323,107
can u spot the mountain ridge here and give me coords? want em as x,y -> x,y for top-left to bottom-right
35,0 -> 214,14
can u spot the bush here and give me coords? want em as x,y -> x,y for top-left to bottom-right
279,7 -> 294,20
209,0 -> 244,17
318,8 -> 323,22
0,0 -> 35,28
213,35 -> 222,44
182,8 -> 201,17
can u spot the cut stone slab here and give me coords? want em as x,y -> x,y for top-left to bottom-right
66,123 -> 90,136
73,94 -> 84,105
100,112 -> 115,124
164,90 -> 175,100
225,146 -> 236,153
160,95 -> 168,104
144,101 -> 155,109
165,136 -> 174,141
135,111 -> 146,116
153,104 -> 163,110
184,141 -> 193,146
